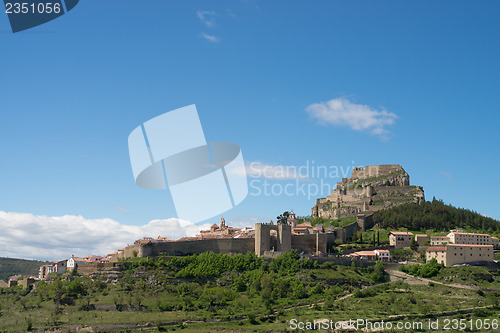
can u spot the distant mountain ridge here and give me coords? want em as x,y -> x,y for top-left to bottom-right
0,257 -> 51,282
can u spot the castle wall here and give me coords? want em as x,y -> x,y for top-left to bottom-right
125,244 -> 142,258
76,262 -> 122,276
255,224 -> 270,256
373,186 -> 419,196
356,215 -> 374,231
343,221 -> 361,240
352,164 -> 402,179
291,233 -> 328,254
138,238 -> 256,257
278,224 -> 292,252
113,220 -> 369,261
291,234 -> 317,254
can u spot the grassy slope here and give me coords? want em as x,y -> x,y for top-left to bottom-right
0,257 -> 51,282
1,257 -> 499,332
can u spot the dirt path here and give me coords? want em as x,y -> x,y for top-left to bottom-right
387,269 -> 500,291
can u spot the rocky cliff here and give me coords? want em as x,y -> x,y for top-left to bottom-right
311,164 -> 424,219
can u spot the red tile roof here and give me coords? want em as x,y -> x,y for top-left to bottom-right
449,232 -> 490,236
352,251 -> 377,256
390,231 -> 414,236
448,244 -> 493,248
427,247 -> 446,252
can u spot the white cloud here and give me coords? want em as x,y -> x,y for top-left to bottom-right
197,10 -> 216,27
306,97 -> 397,138
200,32 -> 220,43
0,211 -> 211,261
229,161 -> 310,180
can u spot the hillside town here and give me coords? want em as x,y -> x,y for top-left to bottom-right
4,215 -> 499,289
4,165 -> 500,288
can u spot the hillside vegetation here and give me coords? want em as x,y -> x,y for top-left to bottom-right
0,258 -> 51,282
1,251 -> 499,332
372,198 -> 500,234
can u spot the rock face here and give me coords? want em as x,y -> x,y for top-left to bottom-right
311,164 -> 425,219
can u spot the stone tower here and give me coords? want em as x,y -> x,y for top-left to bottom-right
220,216 -> 226,230
255,223 -> 292,257
288,211 -> 297,228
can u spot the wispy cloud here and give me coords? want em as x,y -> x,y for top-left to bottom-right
306,97 -> 397,138
229,215 -> 273,228
200,32 -> 220,43
440,171 -> 453,181
115,206 -> 130,214
0,211 -> 211,261
196,10 -> 216,27
227,9 -> 238,20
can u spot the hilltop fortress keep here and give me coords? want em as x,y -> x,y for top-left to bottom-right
312,164 -> 425,219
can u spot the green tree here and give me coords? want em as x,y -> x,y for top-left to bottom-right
276,211 -> 290,224
372,261 -> 386,283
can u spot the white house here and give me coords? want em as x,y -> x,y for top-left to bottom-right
67,256 -> 87,271
374,249 -> 391,262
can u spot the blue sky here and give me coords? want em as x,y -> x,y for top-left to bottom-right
1,1 -> 499,259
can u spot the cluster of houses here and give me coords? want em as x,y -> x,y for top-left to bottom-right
388,230 -> 499,267
0,274 -> 38,289
29,224 -> 500,282
347,249 -> 391,261
38,254 -> 115,279
132,213 -> 328,246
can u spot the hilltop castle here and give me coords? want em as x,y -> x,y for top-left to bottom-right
312,164 -> 425,219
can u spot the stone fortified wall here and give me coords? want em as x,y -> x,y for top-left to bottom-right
114,228 -> 342,260
351,164 -> 403,180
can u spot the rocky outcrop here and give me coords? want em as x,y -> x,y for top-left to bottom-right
312,164 -> 424,219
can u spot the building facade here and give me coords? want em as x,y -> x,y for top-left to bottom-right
426,244 -> 494,266
374,249 -> 391,262
447,232 -> 495,246
415,234 -> 428,245
389,231 -> 414,249
430,236 -> 450,245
